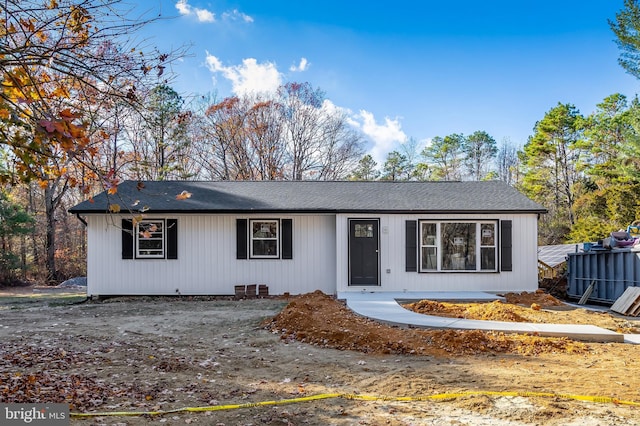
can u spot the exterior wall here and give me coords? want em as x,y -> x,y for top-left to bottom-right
335,213 -> 539,294
86,214 -> 336,296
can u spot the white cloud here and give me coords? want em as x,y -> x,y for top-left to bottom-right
175,0 -> 190,15
205,53 -> 282,96
222,9 -> 254,23
195,8 -> 215,23
352,110 -> 407,165
290,58 -> 309,72
174,0 -> 215,22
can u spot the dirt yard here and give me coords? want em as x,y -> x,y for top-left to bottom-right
1,288 -> 639,425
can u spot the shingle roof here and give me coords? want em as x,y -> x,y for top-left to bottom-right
68,180 -> 547,214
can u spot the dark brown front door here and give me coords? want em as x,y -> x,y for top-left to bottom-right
349,219 -> 380,286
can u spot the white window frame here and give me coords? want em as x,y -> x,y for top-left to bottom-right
136,219 -> 165,259
419,220 -> 498,272
479,223 -> 497,271
420,222 -> 439,271
250,219 -> 279,259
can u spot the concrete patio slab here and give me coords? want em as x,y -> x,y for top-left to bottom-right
338,291 -> 625,343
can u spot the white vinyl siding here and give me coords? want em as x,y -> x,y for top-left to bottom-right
85,211 -> 538,297
336,213 -> 539,294
86,214 -> 335,296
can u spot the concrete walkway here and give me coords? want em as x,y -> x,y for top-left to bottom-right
338,291 -> 627,344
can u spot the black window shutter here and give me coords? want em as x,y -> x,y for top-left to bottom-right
500,220 -> 513,271
236,219 -> 248,259
166,219 -> 178,259
281,219 -> 293,259
122,219 -> 133,259
405,220 -> 417,272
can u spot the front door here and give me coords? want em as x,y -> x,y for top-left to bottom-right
349,219 -> 380,286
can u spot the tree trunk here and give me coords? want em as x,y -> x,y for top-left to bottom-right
44,184 -> 57,283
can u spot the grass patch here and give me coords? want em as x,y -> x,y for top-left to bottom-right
0,292 -> 86,309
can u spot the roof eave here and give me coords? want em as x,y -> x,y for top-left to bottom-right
69,208 -> 548,215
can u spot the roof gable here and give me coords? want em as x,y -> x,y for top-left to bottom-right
69,180 -> 547,214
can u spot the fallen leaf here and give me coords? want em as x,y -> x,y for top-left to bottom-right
176,190 -> 192,200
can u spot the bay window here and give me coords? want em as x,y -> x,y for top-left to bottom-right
419,221 -> 497,272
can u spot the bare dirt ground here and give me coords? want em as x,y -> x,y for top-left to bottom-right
0,287 -> 639,425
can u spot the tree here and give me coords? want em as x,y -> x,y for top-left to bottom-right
0,0 -> 179,281
521,103 -> 584,243
245,98 -> 286,180
350,154 -> 380,180
462,131 -> 497,180
496,138 -> 520,185
277,82 -> 363,180
421,134 -> 464,181
579,94 -> 631,181
197,83 -> 363,181
0,190 -> 35,283
381,151 -> 410,181
133,85 -> 192,180
0,0 -> 175,186
610,0 -> 640,79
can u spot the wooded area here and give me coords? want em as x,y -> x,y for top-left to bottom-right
1,0 -> 640,285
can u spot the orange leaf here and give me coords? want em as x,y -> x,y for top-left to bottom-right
108,204 -> 121,213
176,190 -> 192,200
132,215 -> 143,227
59,108 -> 80,120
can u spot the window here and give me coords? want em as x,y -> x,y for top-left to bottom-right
136,220 -> 165,258
419,221 -> 498,272
122,218 -> 177,260
237,219 -> 292,260
480,223 -> 496,270
421,222 -> 437,270
250,220 -> 279,258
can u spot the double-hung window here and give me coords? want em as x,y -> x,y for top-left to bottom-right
419,221 -> 497,272
136,219 -> 165,258
250,220 -> 279,258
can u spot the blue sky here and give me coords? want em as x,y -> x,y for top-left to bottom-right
136,0 -> 639,165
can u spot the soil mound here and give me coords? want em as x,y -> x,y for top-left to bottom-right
264,290 -> 589,357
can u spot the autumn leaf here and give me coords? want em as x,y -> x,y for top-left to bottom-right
139,230 -> 152,238
108,204 -> 121,213
132,215 -> 143,227
38,119 -> 56,133
59,108 -> 80,120
0,108 -> 9,119
176,190 -> 192,200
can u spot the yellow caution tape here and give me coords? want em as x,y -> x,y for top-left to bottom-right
70,390 -> 640,418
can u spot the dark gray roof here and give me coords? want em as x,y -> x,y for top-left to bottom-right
69,180 -> 547,214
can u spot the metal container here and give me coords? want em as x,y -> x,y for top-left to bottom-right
567,250 -> 640,304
